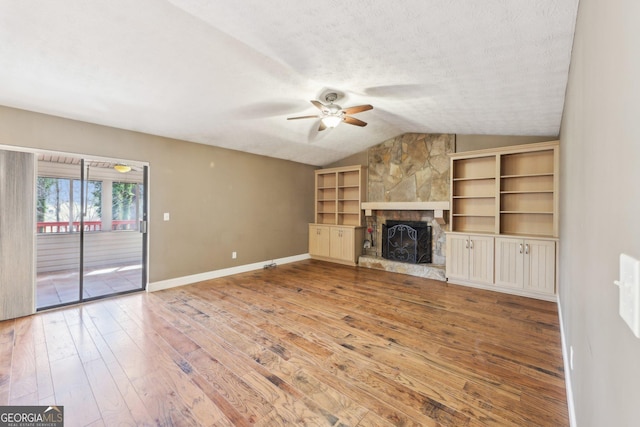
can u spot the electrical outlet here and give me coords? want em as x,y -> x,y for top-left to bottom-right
232,251 -> 237,259
163,212 -> 170,221
614,253 -> 640,338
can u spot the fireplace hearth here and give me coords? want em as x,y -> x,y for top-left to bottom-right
382,220 -> 432,264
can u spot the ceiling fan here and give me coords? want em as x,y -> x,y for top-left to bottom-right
287,92 -> 373,131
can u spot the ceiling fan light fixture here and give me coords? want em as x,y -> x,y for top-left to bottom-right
287,92 -> 372,131
321,115 -> 342,128
114,164 -> 131,173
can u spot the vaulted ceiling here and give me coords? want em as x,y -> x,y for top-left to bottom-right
0,1 -> 578,166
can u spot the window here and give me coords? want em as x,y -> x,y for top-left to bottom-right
37,177 -> 102,233
112,182 -> 143,231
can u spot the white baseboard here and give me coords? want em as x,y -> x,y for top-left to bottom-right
148,253 -> 311,292
557,295 -> 577,427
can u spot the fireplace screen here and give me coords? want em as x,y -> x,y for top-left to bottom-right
382,221 -> 432,264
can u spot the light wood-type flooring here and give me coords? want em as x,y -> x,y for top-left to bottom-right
0,260 -> 569,426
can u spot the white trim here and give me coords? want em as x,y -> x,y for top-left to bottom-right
148,253 -> 311,292
557,295 -> 577,427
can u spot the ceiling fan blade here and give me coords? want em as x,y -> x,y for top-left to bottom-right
342,104 -> 373,115
343,116 -> 367,127
318,121 -> 327,131
287,115 -> 319,120
310,100 -> 326,111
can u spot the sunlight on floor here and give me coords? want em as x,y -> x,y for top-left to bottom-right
37,262 -> 144,309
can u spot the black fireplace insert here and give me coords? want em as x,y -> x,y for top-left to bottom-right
382,220 -> 432,264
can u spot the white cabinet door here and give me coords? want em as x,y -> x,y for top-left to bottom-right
446,234 -> 493,284
524,239 -> 556,294
495,237 -> 525,288
495,237 -> 556,295
446,234 -> 470,281
468,235 -> 494,285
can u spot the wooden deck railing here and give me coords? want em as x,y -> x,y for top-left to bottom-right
37,220 -> 137,233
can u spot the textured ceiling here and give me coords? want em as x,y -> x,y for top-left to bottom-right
0,1 -> 578,166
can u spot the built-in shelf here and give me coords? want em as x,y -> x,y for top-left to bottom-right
453,195 -> 496,198
500,190 -> 554,194
453,214 -> 496,217
500,211 -> 553,214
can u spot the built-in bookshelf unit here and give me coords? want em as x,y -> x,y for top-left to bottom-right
314,165 -> 366,226
447,140 -> 559,301
451,155 -> 498,234
316,171 -> 337,225
310,165 -> 366,266
499,148 -> 556,237
449,141 -> 558,238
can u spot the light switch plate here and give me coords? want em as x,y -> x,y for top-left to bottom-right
615,253 -> 640,338
163,212 -> 170,221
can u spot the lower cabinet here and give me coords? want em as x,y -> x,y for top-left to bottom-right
495,237 -> 556,295
309,224 -> 331,257
446,234 -> 494,285
330,227 -> 355,261
309,224 -> 364,266
446,233 -> 557,300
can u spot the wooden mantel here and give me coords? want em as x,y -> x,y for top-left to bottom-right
361,201 -> 450,224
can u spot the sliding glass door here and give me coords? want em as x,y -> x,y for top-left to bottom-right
36,155 -> 147,309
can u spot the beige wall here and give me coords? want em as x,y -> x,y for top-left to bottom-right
455,134 -> 556,152
560,0 -> 640,425
325,150 -> 368,168
0,106 -> 316,283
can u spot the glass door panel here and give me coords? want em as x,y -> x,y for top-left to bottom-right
82,160 -> 146,300
36,158 -> 82,308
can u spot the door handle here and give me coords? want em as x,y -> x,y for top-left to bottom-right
465,239 -> 469,249
139,220 -> 147,234
470,240 -> 474,250
519,243 -> 523,254
525,243 -> 529,255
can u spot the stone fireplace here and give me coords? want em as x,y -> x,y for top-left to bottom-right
357,133 -> 454,281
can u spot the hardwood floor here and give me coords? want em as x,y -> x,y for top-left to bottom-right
0,260 -> 569,426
